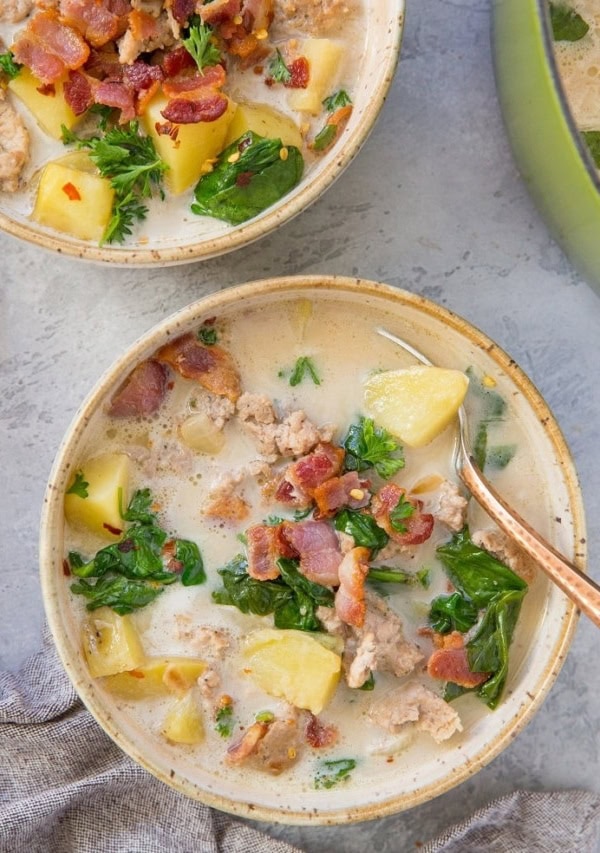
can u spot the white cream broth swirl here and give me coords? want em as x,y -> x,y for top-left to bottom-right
63,295 -> 549,800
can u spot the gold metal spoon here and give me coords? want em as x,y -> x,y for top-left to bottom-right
377,327 -> 600,628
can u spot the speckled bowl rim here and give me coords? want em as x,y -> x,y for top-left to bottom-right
0,5 -> 404,266
40,276 -> 584,824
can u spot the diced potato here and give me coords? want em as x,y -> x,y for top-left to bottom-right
162,690 -> 205,744
363,366 -> 469,448
103,657 -> 206,699
82,607 -> 145,678
224,102 -> 303,149
32,161 -> 115,242
179,413 -> 225,454
142,95 -> 236,194
64,453 -> 130,539
9,68 -> 83,138
288,39 -> 345,115
242,629 -> 341,715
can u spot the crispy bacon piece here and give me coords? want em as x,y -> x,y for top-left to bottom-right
427,633 -> 490,689
95,79 -> 135,121
169,0 -> 195,25
226,721 -> 269,764
156,333 -> 241,402
246,524 -> 284,580
85,45 -> 122,80
162,45 -> 196,77
128,8 -> 159,41
276,442 -> 345,506
334,546 -> 370,628
312,471 -> 370,518
305,713 -> 338,749
123,59 -> 163,91
161,91 -> 228,123
63,69 -> 94,115
13,10 -> 90,83
285,56 -> 309,89
162,64 -> 226,96
199,0 -> 241,25
107,359 -> 168,418
281,519 -> 342,587
59,0 -> 120,48
371,483 -> 434,546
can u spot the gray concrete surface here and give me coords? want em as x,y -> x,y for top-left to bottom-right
1,0 -> 599,850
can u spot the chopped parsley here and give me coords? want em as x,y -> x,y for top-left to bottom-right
312,124 -> 337,152
289,356 -> 321,387
322,89 -> 352,112
66,470 -> 89,498
61,121 -> 167,245
314,758 -> 357,789
255,710 -> 275,723
215,703 -> 235,738
0,51 -> 21,80
197,324 -> 218,345
268,48 -> 292,83
342,417 -> 404,479
183,18 -> 222,72
388,493 -> 415,533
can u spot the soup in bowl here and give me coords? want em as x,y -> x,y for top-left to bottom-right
40,276 -> 584,822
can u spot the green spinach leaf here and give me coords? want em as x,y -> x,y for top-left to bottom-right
192,131 -> 304,224
428,592 -> 479,633
70,576 -> 163,614
334,508 -> 389,553
550,2 -> 589,40
314,758 -> 357,789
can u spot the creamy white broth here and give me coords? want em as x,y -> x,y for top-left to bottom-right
63,294 -> 548,798
0,2 -> 365,243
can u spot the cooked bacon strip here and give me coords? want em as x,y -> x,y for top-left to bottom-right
162,64 -> 226,96
334,546 -> 369,628
13,10 -> 90,83
63,69 -> 94,115
95,79 -> 135,121
371,483 -> 434,546
427,641 -> 490,689
281,519 -> 342,587
12,37 -> 67,84
123,59 -> 163,91
312,471 -> 370,517
276,442 -> 344,506
107,359 -> 168,418
246,524 -> 283,580
85,45 -> 123,80
59,0 -> 120,48
161,92 -> 228,123
305,713 -> 338,749
226,721 -> 269,764
128,8 -> 160,41
169,0 -> 195,25
156,333 -> 241,403
199,0 -> 240,25
162,45 -> 196,77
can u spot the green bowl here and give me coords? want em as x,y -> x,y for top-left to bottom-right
492,0 -> 600,295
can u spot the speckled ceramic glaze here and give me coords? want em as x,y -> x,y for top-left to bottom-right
492,0 -> 600,296
0,3 -> 404,266
40,277 -> 585,823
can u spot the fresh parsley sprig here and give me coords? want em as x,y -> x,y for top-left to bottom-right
0,51 -> 21,80
66,471 -> 89,498
61,121 -> 167,244
342,417 -> 404,479
183,17 -> 222,72
268,48 -> 292,83
323,89 -> 352,112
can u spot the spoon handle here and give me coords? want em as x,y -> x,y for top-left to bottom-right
459,455 -> 599,627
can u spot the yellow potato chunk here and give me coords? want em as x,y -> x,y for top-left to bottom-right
162,691 -> 205,744
9,69 -> 82,138
224,102 -> 303,149
179,413 -> 225,454
288,39 -> 345,115
103,657 -> 206,699
33,161 -> 115,242
363,366 -> 469,448
64,453 -> 130,539
82,607 -> 145,678
243,629 -> 341,715
143,95 -> 236,194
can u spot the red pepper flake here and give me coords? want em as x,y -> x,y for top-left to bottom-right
36,83 -> 56,96
235,171 -> 253,188
62,559 -> 71,577
103,522 -> 123,536
128,669 -> 146,679
155,120 -> 179,142
285,56 -> 309,89
62,182 -> 81,201
253,65 -> 263,75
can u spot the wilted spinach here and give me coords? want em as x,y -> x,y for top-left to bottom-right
212,555 -> 333,632
428,592 -> 479,633
550,2 -> 589,41
314,758 -> 357,789
334,508 -> 389,553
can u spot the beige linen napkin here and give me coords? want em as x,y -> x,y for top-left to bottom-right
1,631 -> 599,852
